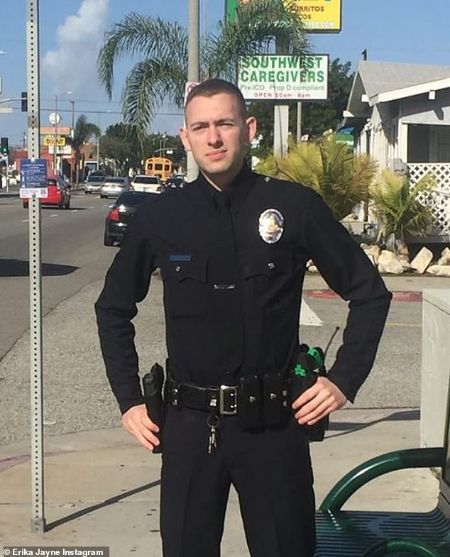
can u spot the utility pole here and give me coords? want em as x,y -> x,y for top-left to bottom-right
96,112 -> 100,172
273,40 -> 289,158
53,94 -> 58,173
70,100 -> 75,137
186,0 -> 199,182
296,101 -> 302,143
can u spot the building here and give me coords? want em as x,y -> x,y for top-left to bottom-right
344,60 -> 450,241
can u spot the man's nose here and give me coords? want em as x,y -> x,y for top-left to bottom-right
207,126 -> 222,146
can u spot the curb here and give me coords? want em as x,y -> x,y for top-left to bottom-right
305,289 -> 423,302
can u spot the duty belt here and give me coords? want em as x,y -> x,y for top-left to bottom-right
165,376 -> 239,415
165,373 -> 292,425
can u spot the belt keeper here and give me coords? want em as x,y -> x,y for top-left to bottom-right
171,386 -> 179,406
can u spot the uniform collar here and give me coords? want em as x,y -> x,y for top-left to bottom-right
195,164 -> 257,214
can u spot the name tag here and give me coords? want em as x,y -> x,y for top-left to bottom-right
169,254 -> 192,262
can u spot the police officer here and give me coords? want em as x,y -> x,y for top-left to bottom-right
95,79 -> 391,557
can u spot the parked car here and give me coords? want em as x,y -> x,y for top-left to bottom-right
22,177 -> 71,209
131,174 -> 164,194
165,176 -> 185,190
84,175 -> 105,194
104,191 -> 156,246
100,176 -> 130,199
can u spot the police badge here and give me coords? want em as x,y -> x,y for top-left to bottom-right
258,209 -> 284,244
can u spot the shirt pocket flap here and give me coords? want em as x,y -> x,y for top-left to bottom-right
243,249 -> 292,278
161,257 -> 207,283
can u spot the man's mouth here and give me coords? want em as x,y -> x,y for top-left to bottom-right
206,150 -> 227,161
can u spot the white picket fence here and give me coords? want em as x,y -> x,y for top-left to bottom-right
408,163 -> 450,234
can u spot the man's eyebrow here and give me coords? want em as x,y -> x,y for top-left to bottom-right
189,117 -> 237,127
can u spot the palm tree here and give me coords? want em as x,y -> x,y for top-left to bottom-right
256,135 -> 378,220
370,170 -> 436,254
97,0 -> 308,134
69,115 -> 101,184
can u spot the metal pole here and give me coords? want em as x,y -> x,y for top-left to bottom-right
53,94 -> 57,173
186,0 -> 200,182
274,105 -> 289,157
70,101 -> 75,182
296,101 -> 302,143
273,40 -> 289,157
26,0 -> 45,532
70,100 -> 75,135
96,112 -> 100,171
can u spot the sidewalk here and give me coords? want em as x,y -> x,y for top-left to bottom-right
0,264 -> 446,555
0,409 -> 439,556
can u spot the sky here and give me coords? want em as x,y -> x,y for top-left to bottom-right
1,0 -> 450,147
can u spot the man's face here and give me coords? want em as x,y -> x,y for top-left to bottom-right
180,92 -> 256,187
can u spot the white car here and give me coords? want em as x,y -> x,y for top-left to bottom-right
100,176 -> 130,198
131,174 -> 164,194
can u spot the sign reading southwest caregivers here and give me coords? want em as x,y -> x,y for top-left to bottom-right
238,54 -> 329,100
226,0 -> 342,33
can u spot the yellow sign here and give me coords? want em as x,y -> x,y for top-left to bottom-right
284,0 -> 341,33
43,135 -> 66,147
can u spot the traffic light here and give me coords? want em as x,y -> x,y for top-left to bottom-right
0,137 -> 8,156
21,91 -> 28,112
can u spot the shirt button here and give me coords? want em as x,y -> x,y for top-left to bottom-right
264,176 -> 271,182
268,262 -> 275,269
175,265 -> 181,272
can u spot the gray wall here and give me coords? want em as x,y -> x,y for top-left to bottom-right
421,290 -> 450,448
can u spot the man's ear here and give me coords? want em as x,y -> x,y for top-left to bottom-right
179,127 -> 191,152
246,116 -> 257,144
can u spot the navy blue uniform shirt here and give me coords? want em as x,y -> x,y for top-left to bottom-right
95,166 -> 392,414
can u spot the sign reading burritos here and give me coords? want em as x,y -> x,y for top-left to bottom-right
226,1 -> 342,33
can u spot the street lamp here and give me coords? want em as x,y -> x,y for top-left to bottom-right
51,94 -> 59,174
159,133 -> 167,155
65,91 -> 75,138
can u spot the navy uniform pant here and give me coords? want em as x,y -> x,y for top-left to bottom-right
160,405 -> 316,557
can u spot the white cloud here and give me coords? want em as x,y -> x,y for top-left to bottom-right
43,0 -> 110,96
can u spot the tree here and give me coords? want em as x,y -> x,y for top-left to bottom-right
97,0 -> 308,134
370,171 -> 436,254
69,115 -> 101,184
302,58 -> 353,138
100,123 -> 143,173
256,135 -> 378,220
142,133 -> 186,169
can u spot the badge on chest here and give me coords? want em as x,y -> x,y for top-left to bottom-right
258,209 -> 284,244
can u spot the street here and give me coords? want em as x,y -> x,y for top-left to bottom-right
0,190 -> 443,444
0,191 -> 116,360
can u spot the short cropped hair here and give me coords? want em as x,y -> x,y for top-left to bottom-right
185,78 -> 248,119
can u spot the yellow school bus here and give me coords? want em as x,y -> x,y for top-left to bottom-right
144,157 -> 173,183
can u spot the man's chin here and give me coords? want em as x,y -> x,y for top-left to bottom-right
201,160 -> 232,177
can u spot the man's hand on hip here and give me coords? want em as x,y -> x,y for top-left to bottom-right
292,377 -> 347,425
122,404 -> 161,451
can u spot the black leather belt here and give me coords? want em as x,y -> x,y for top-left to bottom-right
165,377 -> 238,415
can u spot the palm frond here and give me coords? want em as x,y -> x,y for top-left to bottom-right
98,3 -> 308,131
370,171 -> 436,241
208,0 -> 308,78
70,115 -> 101,148
97,13 -> 188,98
122,58 -> 186,137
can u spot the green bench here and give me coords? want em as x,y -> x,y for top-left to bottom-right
315,393 -> 450,556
